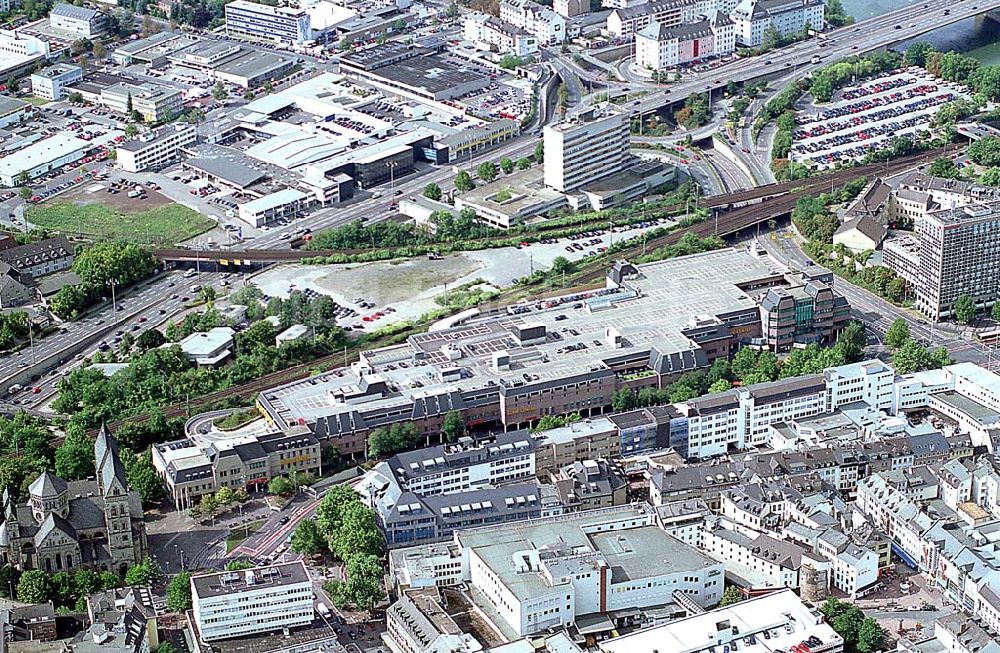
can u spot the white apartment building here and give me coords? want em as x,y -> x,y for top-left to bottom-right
191,563 -> 314,642
824,359 -> 894,412
101,83 -> 184,123
500,0 -> 565,45
730,0 -> 825,47
117,123 -> 197,173
463,14 -> 539,57
607,0 -> 698,38
30,64 -> 82,102
544,107 -> 630,193
635,14 -> 736,70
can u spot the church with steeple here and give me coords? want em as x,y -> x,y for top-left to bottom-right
0,426 -> 148,576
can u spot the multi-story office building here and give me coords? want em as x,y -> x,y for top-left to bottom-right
635,14 -> 736,70
117,123 -> 197,173
253,249 -> 850,458
152,426 -> 321,509
30,64 -> 82,101
365,432 -> 540,547
730,0 -> 825,47
0,29 -> 49,81
50,3 -> 107,38
544,107 -> 630,193
758,268 -> 851,351
101,83 -> 184,123
238,189 -> 312,227
191,562 -> 313,642
913,202 -> 1000,321
499,0 -> 566,45
225,0 -> 311,45
606,0 -> 698,38
549,459 -> 627,511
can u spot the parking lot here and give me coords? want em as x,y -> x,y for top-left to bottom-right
790,68 -> 971,168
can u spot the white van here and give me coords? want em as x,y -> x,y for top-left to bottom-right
316,603 -> 331,618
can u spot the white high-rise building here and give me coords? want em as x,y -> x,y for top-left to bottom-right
543,107 -> 630,193
191,562 -> 314,642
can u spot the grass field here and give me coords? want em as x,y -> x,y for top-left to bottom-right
22,96 -> 50,107
28,201 -> 215,244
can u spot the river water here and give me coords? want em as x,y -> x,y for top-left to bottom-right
839,0 -> 1000,63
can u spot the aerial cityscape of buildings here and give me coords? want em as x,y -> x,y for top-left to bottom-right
3,2 -> 1000,653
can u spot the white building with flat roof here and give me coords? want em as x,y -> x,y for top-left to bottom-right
175,327 -> 236,366
238,188 -> 311,227
730,0 -> 825,47
117,123 -> 197,173
456,504 -> 723,637
225,0 -> 312,45
191,562 -> 313,642
0,134 -> 89,186
30,64 -> 82,101
599,588 -> 843,653
0,95 -> 30,129
543,107 -> 630,193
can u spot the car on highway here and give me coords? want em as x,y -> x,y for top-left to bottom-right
278,516 -> 290,525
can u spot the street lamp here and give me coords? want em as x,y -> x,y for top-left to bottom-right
385,161 -> 398,195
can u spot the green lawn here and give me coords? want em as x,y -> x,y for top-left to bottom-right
226,519 -> 265,553
28,202 -> 215,245
22,96 -> 50,107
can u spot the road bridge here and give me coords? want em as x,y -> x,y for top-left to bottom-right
624,0 -> 1000,111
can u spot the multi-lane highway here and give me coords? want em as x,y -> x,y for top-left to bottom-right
625,0 -> 1000,111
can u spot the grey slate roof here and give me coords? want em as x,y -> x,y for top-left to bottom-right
51,2 -> 99,21
29,471 -> 67,498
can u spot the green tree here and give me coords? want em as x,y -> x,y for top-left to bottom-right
211,82 -> 229,101
836,321 -> 867,363
982,167 -> 1000,187
136,328 -> 166,351
123,451 -> 165,507
857,617 -> 885,653
533,141 -> 544,163
16,569 -> 51,603
927,157 -> 959,179
54,429 -> 95,481
153,643 -> 178,653
454,170 -> 475,192
268,476 -> 296,497
953,294 -> 976,324
74,569 -> 102,597
550,256 -> 574,275
708,379 -> 732,393
422,182 -> 442,201
341,553 -> 384,610
611,388 -> 637,412
442,411 -> 465,442
124,123 -> 139,138
477,161 -> 498,182
499,158 -> 514,174
969,136 -> 1000,167
290,519 -> 326,555
166,572 -> 192,612
516,157 -> 532,170
885,318 -> 910,350
315,485 -> 359,542
331,502 -> 383,560
719,586 -> 744,607
992,300 -> 1000,322
125,558 -> 162,587
905,42 -> 934,66
215,485 -> 235,506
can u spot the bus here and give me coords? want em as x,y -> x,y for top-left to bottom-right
977,328 -> 1000,345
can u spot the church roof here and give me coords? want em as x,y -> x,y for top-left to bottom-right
29,471 -> 67,498
34,512 -> 77,548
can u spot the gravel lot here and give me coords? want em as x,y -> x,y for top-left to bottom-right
250,216 -> 679,331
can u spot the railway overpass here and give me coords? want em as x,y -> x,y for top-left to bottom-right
626,0 -> 1000,112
